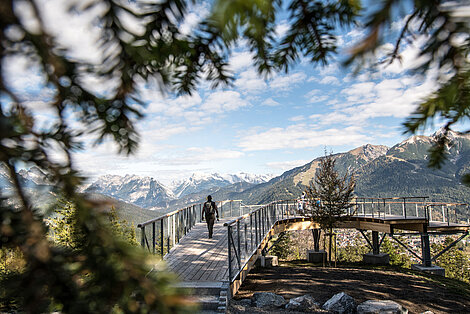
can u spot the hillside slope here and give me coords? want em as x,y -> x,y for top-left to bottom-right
229,130 -> 470,205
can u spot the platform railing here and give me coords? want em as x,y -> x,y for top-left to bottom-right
137,200 -> 242,257
354,197 -> 429,219
224,199 -> 302,285
354,197 -> 469,225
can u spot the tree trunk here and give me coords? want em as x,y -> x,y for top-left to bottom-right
328,228 -> 332,265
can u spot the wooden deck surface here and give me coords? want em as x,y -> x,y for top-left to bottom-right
164,218 -> 230,282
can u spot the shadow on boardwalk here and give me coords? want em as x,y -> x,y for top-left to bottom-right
232,261 -> 470,314
165,219 -> 231,282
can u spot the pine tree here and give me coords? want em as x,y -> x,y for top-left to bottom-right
381,237 -> 411,268
433,237 -> 470,283
305,153 -> 355,264
270,232 -> 292,260
48,200 -> 138,248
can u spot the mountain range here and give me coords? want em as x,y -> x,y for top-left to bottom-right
228,129 -> 470,205
3,129 -> 470,217
81,172 -> 273,209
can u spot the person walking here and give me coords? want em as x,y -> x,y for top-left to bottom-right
202,195 -> 219,239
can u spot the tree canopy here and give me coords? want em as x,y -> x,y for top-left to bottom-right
1,0 -> 469,312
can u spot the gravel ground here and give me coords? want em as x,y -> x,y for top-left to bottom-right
229,262 -> 470,314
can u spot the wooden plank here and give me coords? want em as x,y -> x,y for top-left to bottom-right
165,218 -> 231,282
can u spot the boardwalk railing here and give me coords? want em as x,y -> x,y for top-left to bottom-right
138,200 -> 242,257
224,200 -> 301,285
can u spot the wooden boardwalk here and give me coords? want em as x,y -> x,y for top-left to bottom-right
165,218 -> 231,283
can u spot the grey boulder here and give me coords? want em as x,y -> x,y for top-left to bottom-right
322,292 -> 357,314
285,294 -> 320,311
357,300 -> 408,314
252,292 -> 287,308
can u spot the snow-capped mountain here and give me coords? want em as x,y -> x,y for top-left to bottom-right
18,166 -> 54,186
0,165 -> 53,189
172,172 -> 273,198
84,174 -> 175,208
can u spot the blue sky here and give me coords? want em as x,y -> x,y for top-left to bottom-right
4,0 -> 470,185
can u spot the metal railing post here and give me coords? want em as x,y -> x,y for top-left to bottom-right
250,214 -> 254,252
160,219 -> 164,256
228,225 -> 233,282
447,206 -> 450,226
200,203 -> 203,222
141,226 -> 145,248
237,220 -> 241,265
152,222 -> 156,254
403,198 -> 407,218
255,211 -> 259,245
244,223 -> 248,254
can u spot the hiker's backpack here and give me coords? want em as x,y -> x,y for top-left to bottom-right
204,201 -> 215,215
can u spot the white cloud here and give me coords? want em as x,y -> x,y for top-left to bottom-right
275,20 -> 290,38
235,69 -> 268,94
262,98 -> 280,107
289,115 -> 305,122
154,147 -> 244,166
319,63 -> 339,76
269,72 -> 307,91
229,51 -> 255,73
238,125 -> 368,151
37,0 -> 105,64
200,90 -> 250,113
305,89 -> 328,104
266,159 -> 310,171
319,76 -> 340,85
179,3 -> 210,36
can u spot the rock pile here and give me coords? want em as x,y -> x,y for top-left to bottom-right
230,291 -> 435,313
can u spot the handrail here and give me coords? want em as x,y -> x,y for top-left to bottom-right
137,207 -> 189,228
224,200 -> 278,226
138,199 -> 245,227
137,199 -> 243,257
225,199 -> 305,286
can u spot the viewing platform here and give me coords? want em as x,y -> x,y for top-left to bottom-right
137,197 -> 469,310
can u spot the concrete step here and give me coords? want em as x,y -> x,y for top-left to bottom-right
176,281 -> 228,312
176,281 -> 224,295
194,295 -> 220,311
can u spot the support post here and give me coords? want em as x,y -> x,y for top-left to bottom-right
313,229 -> 321,252
372,231 -> 379,255
421,229 -> 432,267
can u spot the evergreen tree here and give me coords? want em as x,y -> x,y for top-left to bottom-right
305,153 -> 355,264
269,232 -> 292,260
48,200 -> 138,249
381,237 -> 412,268
337,233 -> 368,263
433,237 -> 470,283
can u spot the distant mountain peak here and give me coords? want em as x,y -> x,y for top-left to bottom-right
400,135 -> 432,145
431,127 -> 470,141
84,174 -> 175,208
348,144 -> 388,161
